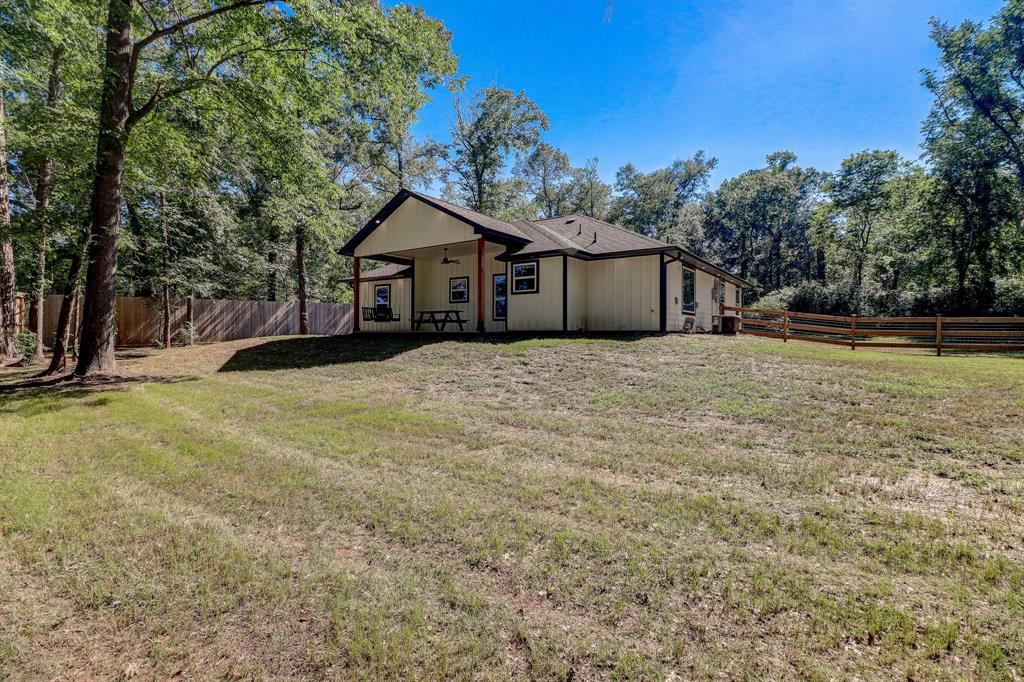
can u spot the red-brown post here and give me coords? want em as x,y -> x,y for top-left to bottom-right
935,314 -> 942,356
783,310 -> 789,342
476,237 -> 485,333
850,314 -> 857,350
353,256 -> 361,333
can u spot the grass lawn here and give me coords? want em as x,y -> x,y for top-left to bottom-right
1,334 -> 1022,680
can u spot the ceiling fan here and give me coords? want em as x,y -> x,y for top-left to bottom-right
440,248 -> 461,265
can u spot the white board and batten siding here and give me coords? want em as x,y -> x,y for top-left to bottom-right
665,260 -> 685,333
353,198 -> 474,257
585,255 -> 661,332
693,269 -> 717,332
358,278 -> 412,331
566,257 -> 587,332
506,257 -> 563,332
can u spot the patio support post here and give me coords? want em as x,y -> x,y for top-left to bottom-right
353,256 -> 360,332
476,237 -> 485,333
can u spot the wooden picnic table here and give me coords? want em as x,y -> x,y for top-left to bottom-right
413,310 -> 466,331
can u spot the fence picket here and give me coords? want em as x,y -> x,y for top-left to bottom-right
32,295 -> 351,348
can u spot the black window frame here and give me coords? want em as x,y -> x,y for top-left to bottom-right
492,272 -> 507,320
682,268 -> 696,314
374,283 -> 391,307
511,260 -> 539,295
448,276 -> 469,304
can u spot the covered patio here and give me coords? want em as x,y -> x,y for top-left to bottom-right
341,190 -> 530,333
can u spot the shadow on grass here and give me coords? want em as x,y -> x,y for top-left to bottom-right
0,372 -> 198,415
217,332 -> 658,372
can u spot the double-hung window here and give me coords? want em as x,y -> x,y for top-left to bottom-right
511,261 -> 539,294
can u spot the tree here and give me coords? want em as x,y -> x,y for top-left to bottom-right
74,0 -> 459,375
926,4 -> 1024,195
0,86 -> 16,363
565,157 -> 611,219
820,150 -> 902,294
703,152 -> 823,289
440,87 -> 548,213
608,150 -> 717,240
516,142 -> 571,218
923,109 -> 1019,310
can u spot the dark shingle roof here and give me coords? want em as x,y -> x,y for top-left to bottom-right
526,214 -> 668,256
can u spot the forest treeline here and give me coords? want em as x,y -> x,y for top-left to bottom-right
1,1 -> 1023,374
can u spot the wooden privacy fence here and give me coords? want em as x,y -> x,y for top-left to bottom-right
36,295 -> 352,348
722,305 -> 1024,355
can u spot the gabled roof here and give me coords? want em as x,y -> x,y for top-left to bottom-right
341,263 -> 411,283
342,190 -> 755,288
340,189 -> 530,256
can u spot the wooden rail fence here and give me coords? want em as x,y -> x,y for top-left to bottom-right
15,295 -> 352,348
722,305 -> 1024,355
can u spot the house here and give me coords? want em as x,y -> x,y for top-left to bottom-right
340,189 -> 753,333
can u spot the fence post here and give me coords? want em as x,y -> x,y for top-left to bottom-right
850,314 -> 857,351
935,314 -> 942,356
783,310 -> 789,342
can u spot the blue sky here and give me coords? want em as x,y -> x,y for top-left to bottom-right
405,0 -> 1004,186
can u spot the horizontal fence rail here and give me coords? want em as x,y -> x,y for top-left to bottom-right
26,295 -> 352,349
722,305 -> 1024,355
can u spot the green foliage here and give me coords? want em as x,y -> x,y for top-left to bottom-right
608,150 -> 717,240
703,151 -> 823,289
14,330 -> 37,361
439,86 -> 549,214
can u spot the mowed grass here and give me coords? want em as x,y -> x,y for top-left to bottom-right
1,334 -> 1022,680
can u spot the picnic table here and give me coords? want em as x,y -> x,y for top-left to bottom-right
413,310 -> 467,331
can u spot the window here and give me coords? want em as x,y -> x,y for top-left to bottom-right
735,288 -> 741,307
449,276 -> 469,303
374,284 -> 391,307
493,273 -> 507,319
682,269 -> 695,314
719,280 -> 726,305
511,261 -> 539,294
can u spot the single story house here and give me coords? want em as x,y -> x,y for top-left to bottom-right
340,189 -> 753,334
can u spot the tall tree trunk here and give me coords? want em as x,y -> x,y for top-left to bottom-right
75,0 -> 133,376
44,236 -> 88,375
160,191 -> 171,348
0,86 -> 18,363
266,248 -> 278,301
28,47 -> 64,364
295,224 -> 308,334
815,248 -> 826,283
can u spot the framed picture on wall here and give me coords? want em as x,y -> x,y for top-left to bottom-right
374,284 -> 391,306
449,276 -> 469,303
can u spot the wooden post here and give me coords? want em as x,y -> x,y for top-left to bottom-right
352,256 -> 361,333
186,295 -> 195,345
850,314 -> 857,351
476,237 -> 485,333
783,310 -> 789,342
935,314 -> 942,356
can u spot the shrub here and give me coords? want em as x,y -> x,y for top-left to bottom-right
992,276 -> 1024,316
15,331 -> 38,362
